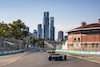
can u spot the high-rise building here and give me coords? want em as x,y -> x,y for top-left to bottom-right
37,24 -> 42,39
26,26 -> 29,32
33,30 -> 37,38
50,17 -> 55,40
43,12 -> 49,39
63,36 -> 68,41
58,31 -> 64,41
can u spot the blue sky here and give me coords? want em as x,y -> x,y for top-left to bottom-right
0,0 -> 100,40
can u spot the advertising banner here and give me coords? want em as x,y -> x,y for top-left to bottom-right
8,51 -> 12,54
3,51 -> 8,55
90,51 -> 96,54
17,50 -> 20,53
63,50 -> 66,52
76,51 -> 81,53
19,49 -> 22,52
96,52 -> 100,54
72,51 -> 75,53
69,50 -> 72,52
66,50 -> 68,52
56,50 -> 100,55
12,50 -> 15,54
80,51 -> 84,54
84,51 -> 90,54
0,51 -> 2,55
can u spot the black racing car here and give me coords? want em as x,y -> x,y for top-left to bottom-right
48,53 -> 67,61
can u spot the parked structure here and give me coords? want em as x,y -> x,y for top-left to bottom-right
67,19 -> 100,51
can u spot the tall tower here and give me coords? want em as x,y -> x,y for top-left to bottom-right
37,24 -> 42,39
43,12 -> 49,39
50,17 -> 55,40
26,26 -> 29,32
58,31 -> 64,41
33,30 -> 37,38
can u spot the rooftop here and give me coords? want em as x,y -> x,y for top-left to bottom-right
75,23 -> 100,29
66,19 -> 100,32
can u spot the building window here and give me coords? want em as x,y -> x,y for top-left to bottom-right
63,42 -> 65,45
74,43 -> 76,47
78,38 -> 80,41
92,43 -> 94,48
85,43 -> 87,48
71,44 -> 73,47
68,45 -> 69,48
96,43 -> 98,48
78,43 -> 80,47
74,38 -> 76,41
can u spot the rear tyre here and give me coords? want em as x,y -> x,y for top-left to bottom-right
48,56 -> 52,61
59,56 -> 62,60
64,55 -> 66,60
52,52 -> 55,53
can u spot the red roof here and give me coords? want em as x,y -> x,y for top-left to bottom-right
75,23 -> 100,29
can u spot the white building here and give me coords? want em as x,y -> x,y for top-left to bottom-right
62,41 -> 68,50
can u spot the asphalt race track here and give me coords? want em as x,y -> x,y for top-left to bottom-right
1,51 -> 100,67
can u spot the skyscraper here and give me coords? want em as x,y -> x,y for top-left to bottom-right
43,12 -> 49,39
50,17 -> 55,40
63,36 -> 68,41
26,26 -> 29,32
33,30 -> 37,38
58,31 -> 64,41
37,24 -> 42,39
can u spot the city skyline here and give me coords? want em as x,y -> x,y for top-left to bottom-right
0,0 -> 100,40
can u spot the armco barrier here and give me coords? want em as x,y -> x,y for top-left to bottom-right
8,51 -> 12,54
0,49 -> 27,56
0,51 -> 2,55
12,50 -> 16,54
17,50 -> 20,53
56,50 -> 100,55
3,51 -> 8,55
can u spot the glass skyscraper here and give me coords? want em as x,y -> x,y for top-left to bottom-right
58,31 -> 64,41
43,12 -> 49,39
50,17 -> 55,40
37,24 -> 42,39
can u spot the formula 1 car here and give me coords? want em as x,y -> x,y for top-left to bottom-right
47,48 -> 55,53
47,50 -> 55,53
48,53 -> 67,61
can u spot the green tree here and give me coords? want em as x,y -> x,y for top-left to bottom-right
28,37 -> 38,46
39,40 -> 44,47
9,19 -> 28,40
0,22 -> 10,37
